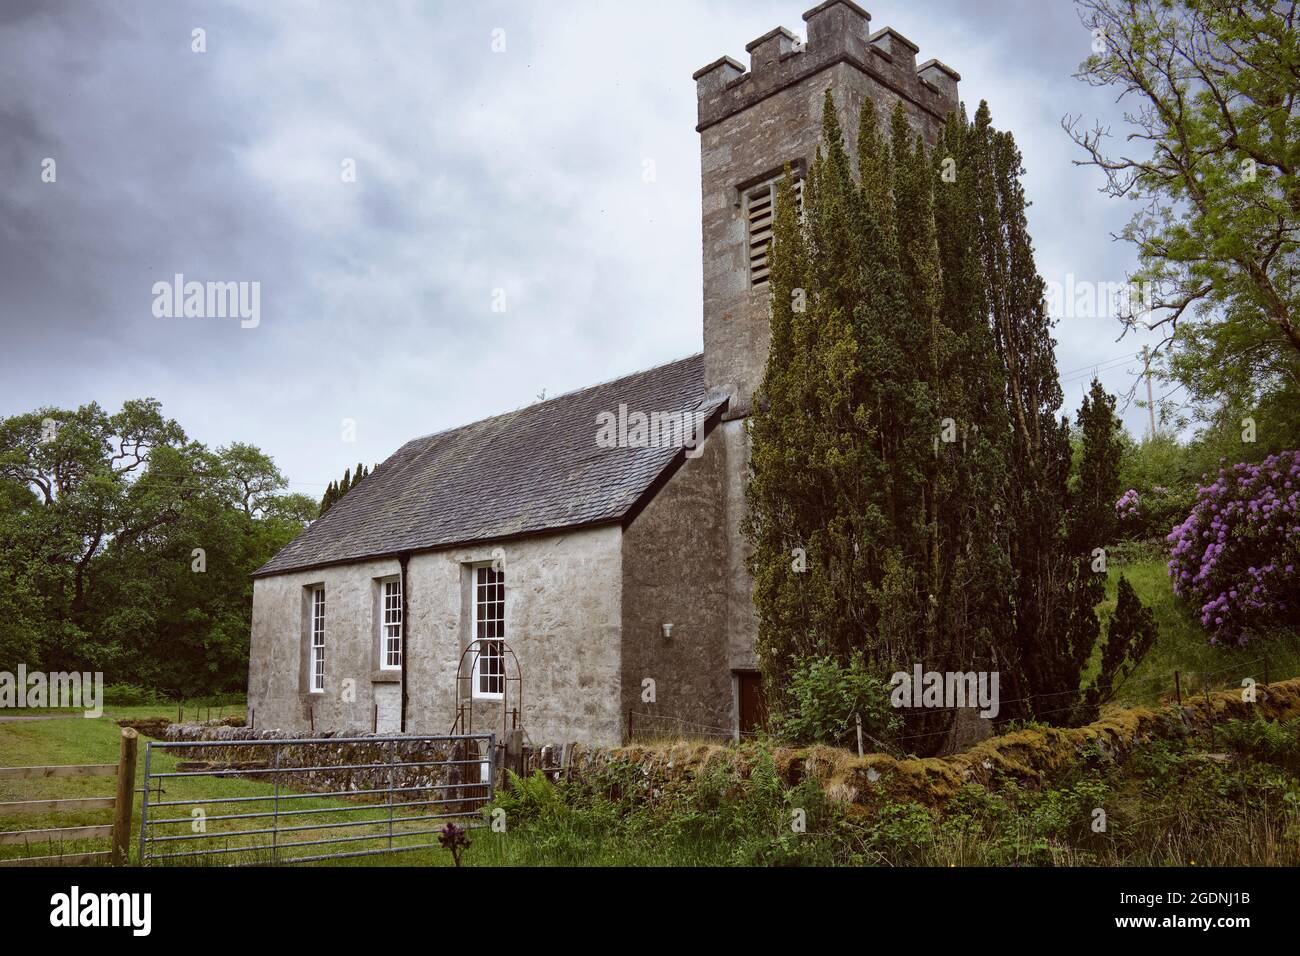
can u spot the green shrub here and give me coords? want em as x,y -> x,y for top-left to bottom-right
1024,778 -> 1110,843
1082,575 -> 1158,716
770,653 -> 901,749
1116,434 -> 1200,541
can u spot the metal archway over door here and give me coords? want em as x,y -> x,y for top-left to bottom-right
450,638 -> 523,741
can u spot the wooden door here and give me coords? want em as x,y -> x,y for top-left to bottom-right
738,671 -> 768,734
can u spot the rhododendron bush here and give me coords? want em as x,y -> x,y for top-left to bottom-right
1167,451 -> 1300,645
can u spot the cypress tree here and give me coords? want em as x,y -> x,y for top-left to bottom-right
931,107 -> 1016,681
748,94 -> 941,694
746,164 -> 813,684
1055,378 -> 1124,720
318,463 -> 374,519
939,102 -> 1062,719
318,480 -> 337,517
746,92 -> 1151,740
944,104 -> 1139,722
1083,575 -> 1157,716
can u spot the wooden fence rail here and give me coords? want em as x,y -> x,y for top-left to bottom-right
0,727 -> 137,867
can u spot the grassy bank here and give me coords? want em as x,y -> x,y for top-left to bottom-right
457,707 -> 1300,867
1098,548 -> 1300,705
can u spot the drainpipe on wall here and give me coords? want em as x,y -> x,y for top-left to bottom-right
399,553 -> 410,733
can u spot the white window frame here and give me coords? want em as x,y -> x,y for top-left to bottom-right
309,586 -> 325,693
470,564 -> 505,701
380,577 -> 402,670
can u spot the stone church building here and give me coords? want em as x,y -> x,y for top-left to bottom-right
248,1 -> 959,746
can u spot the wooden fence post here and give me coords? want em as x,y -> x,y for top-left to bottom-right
504,729 -> 524,778
112,728 -> 138,866
1204,684 -> 1216,750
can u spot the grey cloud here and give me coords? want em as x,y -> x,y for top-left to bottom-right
0,0 -> 1163,493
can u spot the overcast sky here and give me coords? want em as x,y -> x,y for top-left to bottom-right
0,0 -> 1161,494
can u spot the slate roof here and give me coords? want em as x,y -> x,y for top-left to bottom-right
254,353 -> 726,578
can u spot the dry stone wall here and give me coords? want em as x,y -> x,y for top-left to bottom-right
161,724 -> 492,800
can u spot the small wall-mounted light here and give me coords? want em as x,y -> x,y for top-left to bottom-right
661,623 -> 674,639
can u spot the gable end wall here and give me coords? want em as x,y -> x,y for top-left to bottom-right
620,429 -> 733,739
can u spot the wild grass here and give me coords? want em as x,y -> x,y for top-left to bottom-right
457,718 -> 1300,867
1097,548 -> 1300,704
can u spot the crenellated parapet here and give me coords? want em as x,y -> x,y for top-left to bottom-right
693,0 -> 960,133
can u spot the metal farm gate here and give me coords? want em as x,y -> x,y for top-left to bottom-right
138,733 -> 495,866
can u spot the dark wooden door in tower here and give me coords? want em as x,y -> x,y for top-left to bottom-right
738,671 -> 768,734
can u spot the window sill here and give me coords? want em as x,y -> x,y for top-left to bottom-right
371,669 -> 402,683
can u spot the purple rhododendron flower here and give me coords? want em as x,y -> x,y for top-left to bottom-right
1167,450 -> 1300,645
1115,488 -> 1141,522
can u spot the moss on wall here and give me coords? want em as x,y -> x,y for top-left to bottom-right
566,678 -> 1300,812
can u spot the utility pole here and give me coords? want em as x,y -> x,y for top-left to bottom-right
1142,346 -> 1157,440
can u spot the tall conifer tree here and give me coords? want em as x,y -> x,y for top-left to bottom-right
747,92 -> 1150,738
